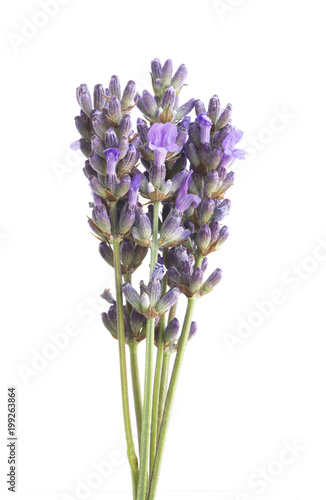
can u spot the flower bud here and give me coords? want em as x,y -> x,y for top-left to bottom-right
93,84 -> 105,111
89,151 -> 107,175
115,174 -> 131,198
198,197 -> 215,224
130,309 -> 146,335
208,147 -> 223,169
195,99 -> 206,115
161,59 -> 173,87
105,128 -> 119,149
83,161 -> 97,179
142,90 -> 159,118
91,135 -> 105,157
121,80 -> 136,108
79,139 -> 91,158
200,269 -> 222,295
188,122 -> 201,149
108,96 -> 122,123
164,318 -> 180,347
216,104 -> 232,130
214,199 -> 231,221
204,170 -> 219,197
101,312 -> 117,339
198,224 -> 212,253
75,113 -> 91,140
208,95 -> 220,125
118,114 -> 132,139
151,58 -> 163,80
135,212 -> 152,240
189,267 -> 203,293
171,64 -> 188,89
76,84 -> 92,117
89,176 -> 107,198
109,75 -> 121,100
121,239 -> 134,268
141,292 -> 150,311
137,118 -> 148,143
188,321 -> 197,342
92,111 -> 107,139
149,164 -> 166,189
117,136 -> 129,160
156,287 -> 180,315
129,246 -> 147,272
119,203 -> 136,234
148,279 -> 162,307
185,143 -> 200,167
161,86 -> 176,111
93,203 -> 111,234
101,289 -> 115,304
122,283 -> 142,310
99,241 -> 113,267
176,98 -> 196,121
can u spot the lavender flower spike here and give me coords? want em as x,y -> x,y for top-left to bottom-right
175,171 -> 201,213
222,129 -> 246,160
148,122 -> 179,166
197,113 -> 213,144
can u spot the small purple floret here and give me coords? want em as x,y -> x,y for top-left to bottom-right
148,122 -> 179,166
222,129 -> 246,160
128,175 -> 141,206
175,171 -> 201,213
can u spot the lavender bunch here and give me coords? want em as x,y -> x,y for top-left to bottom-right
74,58 -> 245,500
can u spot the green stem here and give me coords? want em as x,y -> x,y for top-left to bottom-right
147,296 -> 197,499
111,204 -> 138,498
137,201 -> 160,500
157,349 -> 170,434
151,248 -> 168,454
129,342 -> 143,452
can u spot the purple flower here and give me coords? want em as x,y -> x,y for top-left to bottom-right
152,262 -> 167,281
148,123 -> 179,166
222,129 -> 246,160
197,113 -> 213,143
175,171 -> 201,213
103,147 -> 121,174
128,175 -> 141,206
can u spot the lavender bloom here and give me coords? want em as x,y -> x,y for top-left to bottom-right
103,147 -> 120,175
175,171 -> 201,213
148,123 -> 179,166
197,113 -> 213,143
222,129 -> 246,160
152,262 -> 167,280
128,175 -> 141,206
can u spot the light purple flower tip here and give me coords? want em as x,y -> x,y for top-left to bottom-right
152,262 -> 167,281
148,122 -> 179,165
197,113 -> 213,143
128,175 -> 141,206
222,129 -> 246,160
175,171 -> 201,213
70,140 -> 80,151
103,147 -> 121,162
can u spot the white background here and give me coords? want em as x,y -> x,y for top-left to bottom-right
1,0 -> 325,499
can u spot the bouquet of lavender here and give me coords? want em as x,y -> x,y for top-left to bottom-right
73,58 -> 245,499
